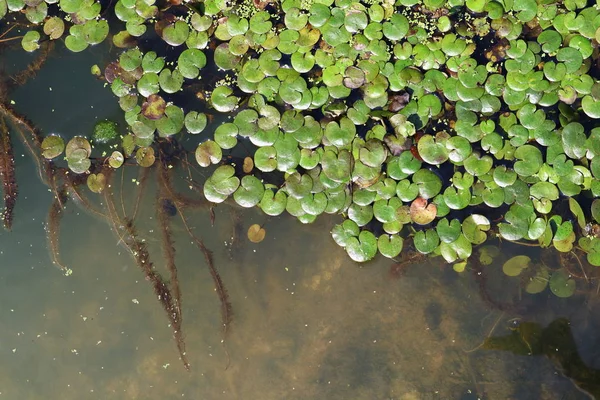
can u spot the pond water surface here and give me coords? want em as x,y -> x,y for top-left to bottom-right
1,40 -> 599,400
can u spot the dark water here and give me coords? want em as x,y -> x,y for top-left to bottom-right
0,42 -> 599,400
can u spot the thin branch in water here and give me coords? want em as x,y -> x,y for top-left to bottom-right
0,24 -> 18,40
157,152 -> 208,210
103,172 -> 190,370
178,209 -> 232,334
46,189 -> 70,274
8,41 -> 54,87
62,171 -> 107,219
0,36 -> 24,44
178,209 -> 232,369
0,103 -> 46,183
131,166 -> 150,221
572,251 -> 589,283
464,311 -> 505,353
0,115 -> 17,230
156,192 -> 182,317
120,165 -> 127,218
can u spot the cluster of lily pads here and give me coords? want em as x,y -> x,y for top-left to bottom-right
499,253 -> 576,298
5,0 -> 600,272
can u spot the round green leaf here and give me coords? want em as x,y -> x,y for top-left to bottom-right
41,135 -> 65,159
549,269 -> 576,298
162,20 -> 189,46
259,188 -> 287,216
502,255 -> 530,277
378,235 -> 403,259
233,175 -> 265,208
21,30 -> 40,52
185,111 -> 207,134
346,231 -> 377,262
214,122 -> 239,149
413,229 -> 439,254
195,140 -> 222,167
417,135 -> 448,165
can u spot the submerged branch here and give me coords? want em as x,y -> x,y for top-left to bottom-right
0,103 -> 46,184
131,166 -> 150,221
157,151 -> 208,211
157,191 -> 182,317
46,189 -> 70,274
8,41 -> 54,88
0,115 -> 17,230
103,171 -> 190,370
178,208 -> 232,335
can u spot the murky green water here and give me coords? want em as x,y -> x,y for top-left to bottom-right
1,42 -> 599,400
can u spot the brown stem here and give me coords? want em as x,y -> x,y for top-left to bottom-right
0,103 -> 46,184
0,25 -> 18,40
156,189 -> 182,318
46,189 -> 70,275
177,208 -> 231,369
103,169 -> 189,370
0,115 -> 17,230
131,166 -> 150,221
8,41 -> 54,87
0,36 -> 24,44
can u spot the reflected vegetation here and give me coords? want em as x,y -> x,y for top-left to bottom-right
483,318 -> 600,399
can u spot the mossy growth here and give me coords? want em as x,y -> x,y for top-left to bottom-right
92,120 -> 118,144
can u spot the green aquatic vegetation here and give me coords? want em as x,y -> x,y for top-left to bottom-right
92,120 -> 118,144
3,0 -> 600,289
41,135 -> 65,160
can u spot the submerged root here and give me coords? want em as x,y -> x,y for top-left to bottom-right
8,41 -> 54,88
157,191 -> 182,317
131,166 -> 150,221
178,209 -> 232,369
46,189 -> 70,274
0,115 -> 17,230
178,209 -> 233,335
0,103 -> 46,183
157,151 -> 208,211
103,172 -> 190,370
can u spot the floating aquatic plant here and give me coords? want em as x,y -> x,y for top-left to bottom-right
92,120 -> 119,144
2,0 -> 600,368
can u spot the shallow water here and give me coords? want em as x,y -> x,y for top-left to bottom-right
1,41 -> 599,400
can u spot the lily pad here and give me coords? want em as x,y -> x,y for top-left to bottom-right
135,146 -> 155,167
21,30 -> 40,52
195,141 -> 222,167
413,229 -> 439,254
87,173 -> 106,194
41,135 -> 65,159
377,235 -> 403,259
108,151 -> 124,168
462,214 -> 490,245
417,135 -> 448,165
549,269 -> 576,298
234,175 -> 265,208
247,224 -> 266,243
141,94 -> 166,120
211,86 -> 239,112
502,255 -> 531,277
260,188 -> 287,216
410,197 -> 437,225
346,231 -> 377,262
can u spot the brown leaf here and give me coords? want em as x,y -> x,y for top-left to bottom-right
247,224 -> 265,243
409,197 -> 437,225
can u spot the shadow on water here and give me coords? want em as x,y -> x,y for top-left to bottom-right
1,36 -> 600,400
